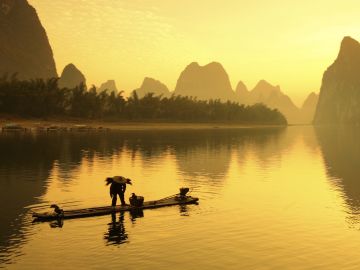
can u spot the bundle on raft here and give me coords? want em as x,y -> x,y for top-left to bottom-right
32,188 -> 198,222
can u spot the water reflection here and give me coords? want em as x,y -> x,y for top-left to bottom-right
234,128 -> 288,170
0,132 -> 127,264
0,133 -> 53,264
316,127 -> 360,219
179,205 -> 190,217
49,219 -> 64,229
104,212 -> 129,246
173,129 -> 289,190
174,133 -> 232,180
130,209 -> 144,223
0,127 -> 290,265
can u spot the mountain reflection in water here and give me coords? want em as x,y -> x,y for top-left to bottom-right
0,128 -> 284,264
1,127 -> 360,269
316,127 -> 360,223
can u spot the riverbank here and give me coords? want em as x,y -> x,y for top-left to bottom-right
0,116 -> 286,131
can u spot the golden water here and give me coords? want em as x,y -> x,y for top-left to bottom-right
0,126 -> 360,269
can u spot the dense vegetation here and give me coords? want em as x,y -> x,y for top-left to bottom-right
0,76 -> 287,125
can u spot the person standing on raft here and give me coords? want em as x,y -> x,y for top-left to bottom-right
105,176 -> 132,206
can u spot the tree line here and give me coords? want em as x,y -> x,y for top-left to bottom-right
0,75 -> 287,125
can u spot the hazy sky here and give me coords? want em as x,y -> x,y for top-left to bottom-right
29,0 -> 359,106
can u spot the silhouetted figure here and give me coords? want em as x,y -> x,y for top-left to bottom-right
50,204 -> 64,218
48,204 -> 64,228
105,176 -> 132,206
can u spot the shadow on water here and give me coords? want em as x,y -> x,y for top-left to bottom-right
49,219 -> 64,229
103,204 -> 193,246
130,209 -> 144,222
0,133 -> 54,265
0,127 -> 287,264
179,204 -> 190,216
103,209 -> 145,246
316,126 -> 360,224
104,212 -> 129,246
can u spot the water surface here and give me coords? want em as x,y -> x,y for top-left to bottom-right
0,126 -> 360,269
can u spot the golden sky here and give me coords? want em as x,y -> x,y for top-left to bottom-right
29,0 -> 359,106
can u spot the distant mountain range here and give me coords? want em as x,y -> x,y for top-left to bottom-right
57,62 -> 318,124
58,64 -> 86,89
133,77 -> 170,98
98,80 -> 118,94
29,60 -> 322,124
174,62 -> 236,101
130,63 -> 318,124
235,80 -> 302,124
0,1 -> 319,124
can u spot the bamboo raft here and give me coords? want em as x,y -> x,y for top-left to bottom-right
32,195 -> 199,222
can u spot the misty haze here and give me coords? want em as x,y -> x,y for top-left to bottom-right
1,1 -> 360,270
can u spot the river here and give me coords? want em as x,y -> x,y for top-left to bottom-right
1,126 -> 360,269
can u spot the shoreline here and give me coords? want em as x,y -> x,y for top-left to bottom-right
0,117 -> 287,131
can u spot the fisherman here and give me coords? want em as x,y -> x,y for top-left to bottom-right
105,176 -> 132,206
